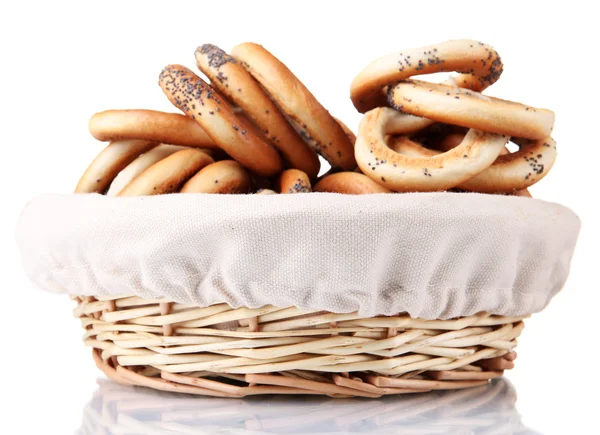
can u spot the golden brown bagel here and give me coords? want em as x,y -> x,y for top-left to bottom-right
195,44 -> 320,179
118,149 -> 213,196
436,133 -> 470,152
334,117 -> 357,145
452,137 -> 556,193
355,107 -> 508,192
314,172 -> 392,194
159,65 -> 283,177
75,140 -> 156,193
392,135 -> 529,195
514,189 -> 532,197
89,110 -> 216,148
231,42 -> 355,170
180,160 -> 252,194
106,144 -> 188,196
277,169 -> 312,193
351,39 -> 503,112
388,80 -> 555,140
436,133 -> 509,155
389,135 -> 555,192
388,136 -> 438,157
386,114 -> 435,136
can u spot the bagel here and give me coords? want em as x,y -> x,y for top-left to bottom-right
388,136 -> 438,157
195,44 -> 320,179
389,135 -> 554,192
106,144 -> 188,196
314,171 -> 392,194
436,133 -> 509,155
75,140 -> 156,193
355,107 -> 508,192
436,133 -> 471,152
231,42 -> 356,170
277,169 -> 312,193
388,80 -> 555,140
450,137 -> 556,193
159,64 -> 283,177
351,39 -> 503,112
181,160 -> 252,194
387,114 -> 436,136
89,110 -> 216,148
394,135 -> 529,196
514,189 -> 532,197
118,149 -> 214,196
334,117 -> 357,145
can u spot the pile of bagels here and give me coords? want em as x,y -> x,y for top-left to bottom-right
77,39 -> 556,196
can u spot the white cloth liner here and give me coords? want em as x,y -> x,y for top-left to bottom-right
16,192 -> 580,319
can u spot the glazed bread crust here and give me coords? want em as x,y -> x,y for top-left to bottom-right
231,42 -> 355,170
106,144 -> 188,196
351,39 -> 503,113
195,44 -> 320,179
118,149 -> 214,196
355,107 -> 508,192
159,65 -> 283,177
314,172 -> 392,194
390,135 -> 556,193
334,117 -> 357,146
388,80 -> 555,140
89,110 -> 216,148
75,139 -> 156,193
181,160 -> 252,194
277,169 -> 312,193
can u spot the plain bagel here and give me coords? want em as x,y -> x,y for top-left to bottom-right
89,110 -> 217,148
118,148 -> 214,196
75,139 -> 156,193
181,160 -> 252,194
106,144 -> 188,196
314,171 -> 392,194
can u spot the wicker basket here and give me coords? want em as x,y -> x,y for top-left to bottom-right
19,193 -> 578,398
76,295 -> 524,398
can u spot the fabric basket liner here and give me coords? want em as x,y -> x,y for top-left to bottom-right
16,192 -> 580,319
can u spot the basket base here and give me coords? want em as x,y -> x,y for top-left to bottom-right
76,295 -> 524,398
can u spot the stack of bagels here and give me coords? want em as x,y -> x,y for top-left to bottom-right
77,40 -> 555,196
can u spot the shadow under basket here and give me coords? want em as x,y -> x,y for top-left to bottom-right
75,295 -> 525,398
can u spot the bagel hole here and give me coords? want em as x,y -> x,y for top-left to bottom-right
506,142 -> 519,153
411,71 -> 456,84
318,156 -> 331,177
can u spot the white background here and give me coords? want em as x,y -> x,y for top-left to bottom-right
2,1 -> 598,433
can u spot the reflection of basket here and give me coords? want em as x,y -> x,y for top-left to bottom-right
77,377 -> 538,434
79,296 -> 523,397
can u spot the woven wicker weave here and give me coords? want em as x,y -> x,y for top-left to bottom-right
76,295 -> 525,397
